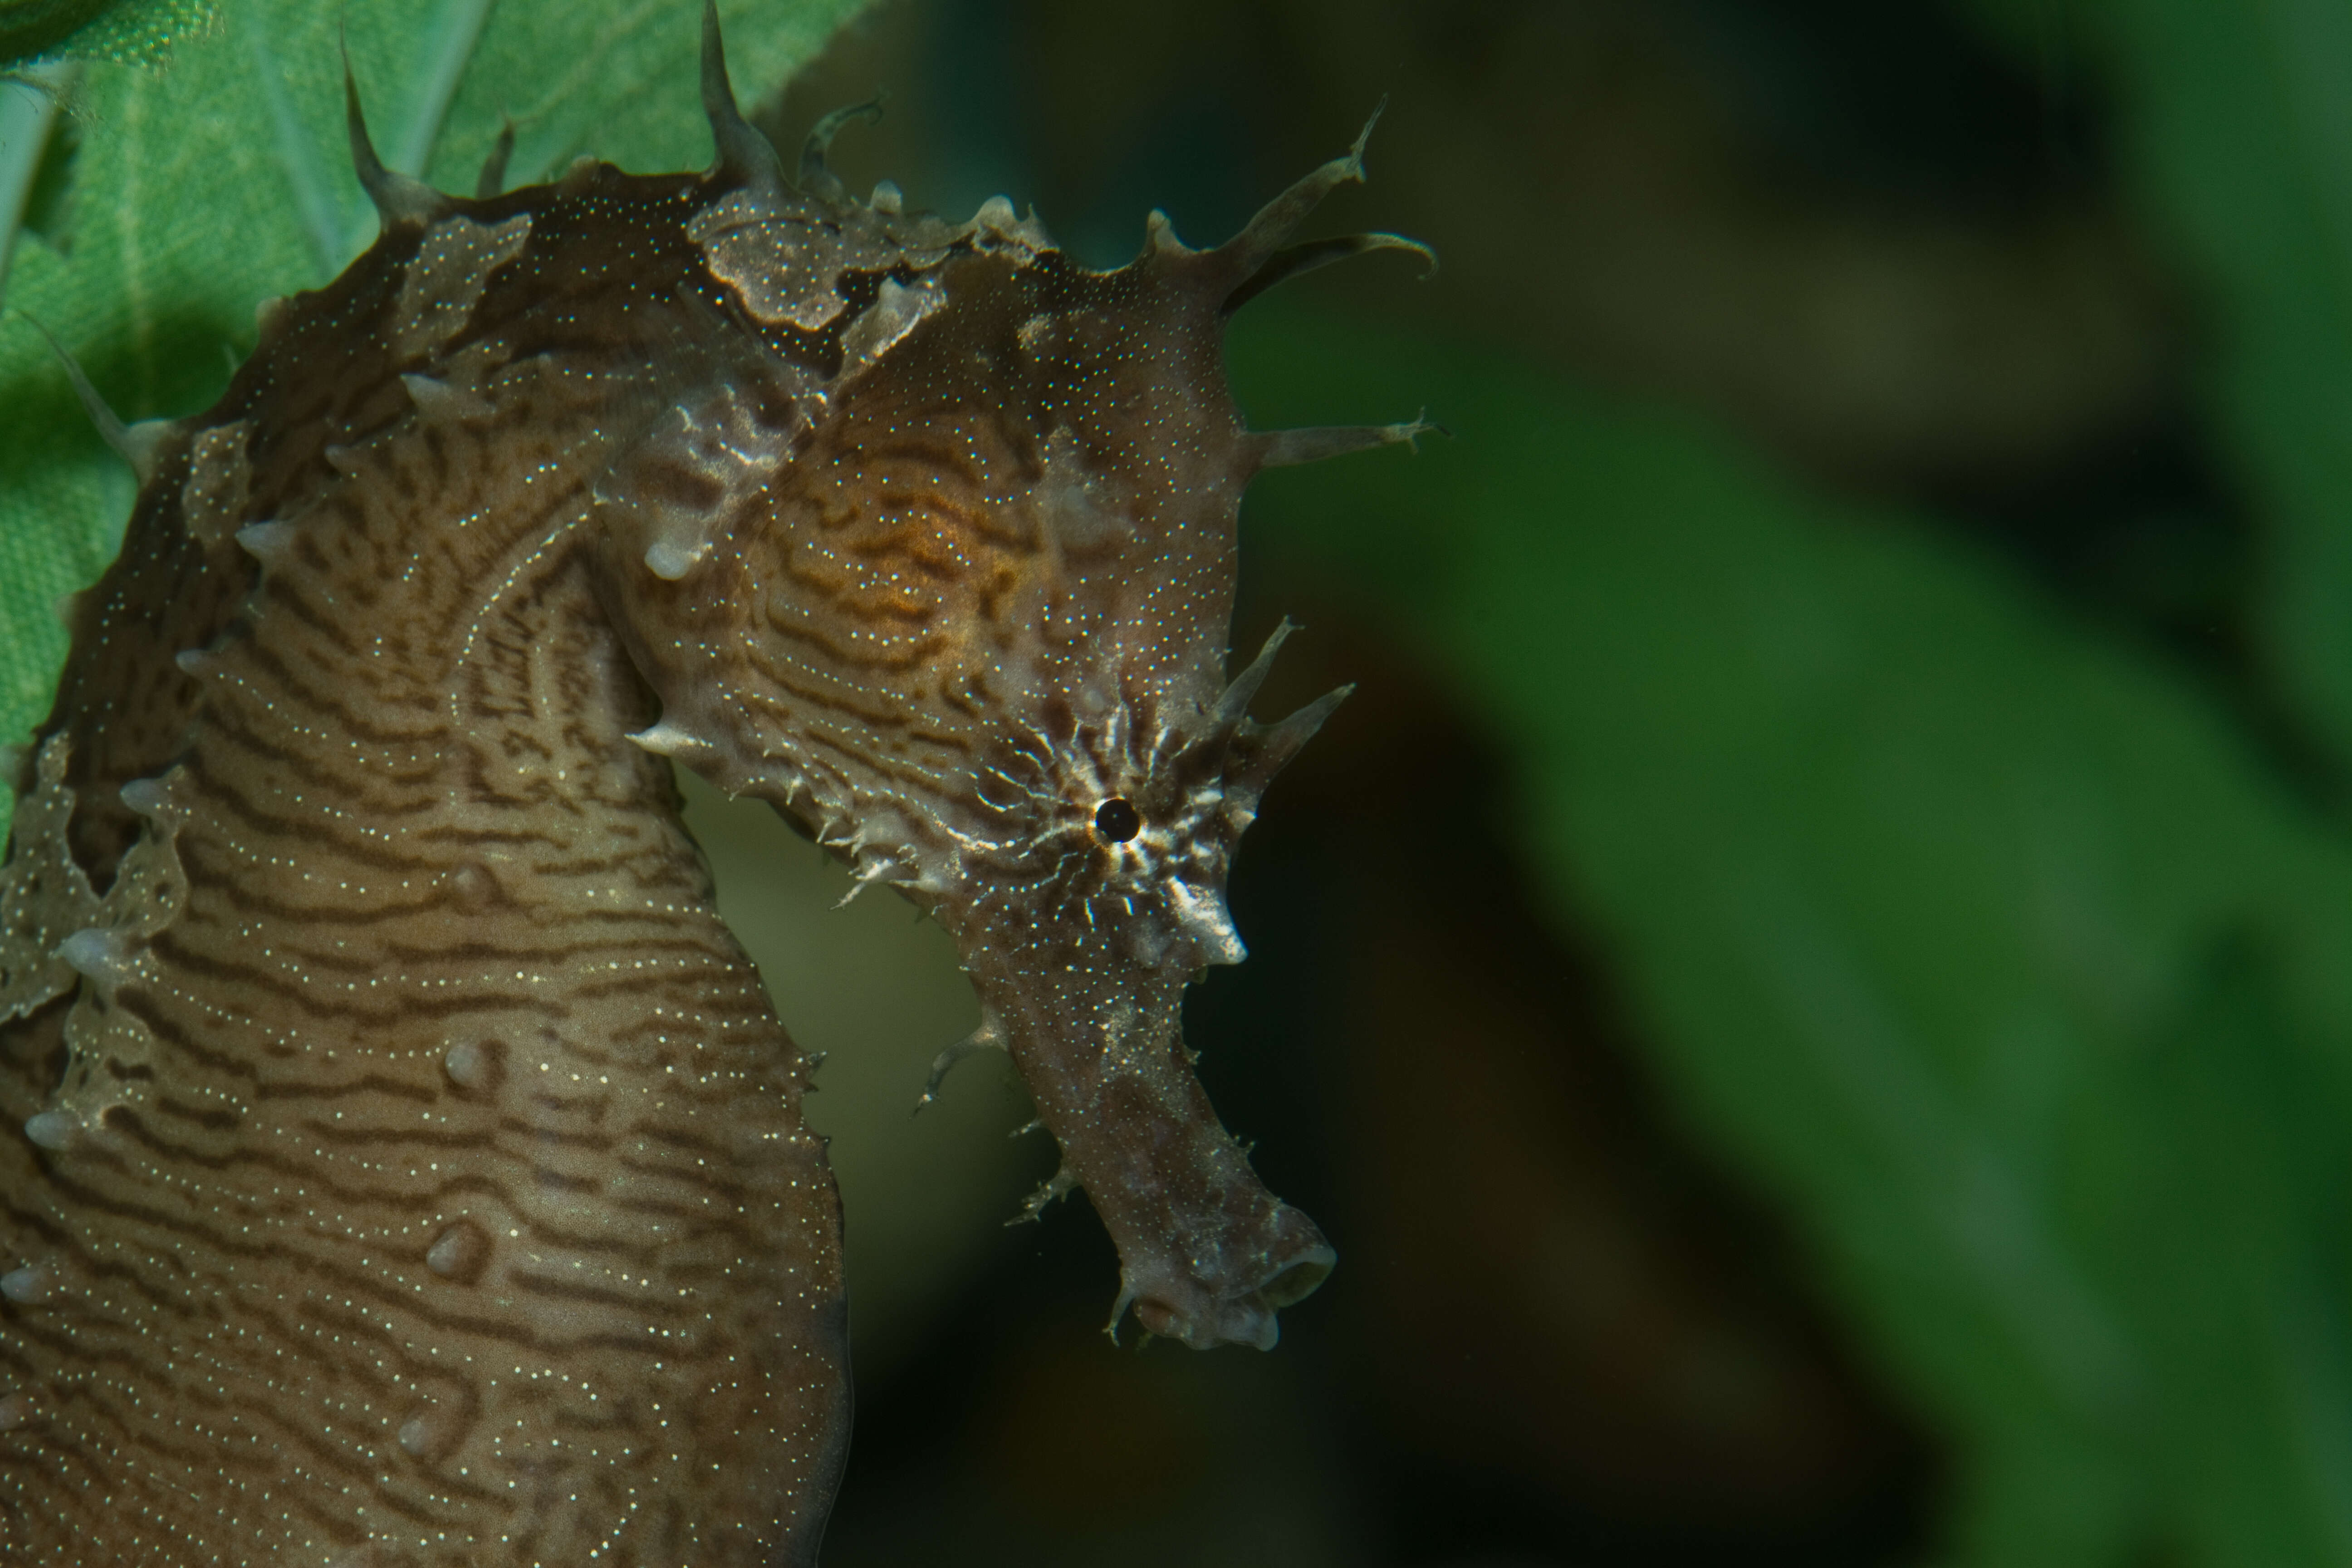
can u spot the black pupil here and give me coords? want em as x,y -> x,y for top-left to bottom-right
1094,798 -> 1142,843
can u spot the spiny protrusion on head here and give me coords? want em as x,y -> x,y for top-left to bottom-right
1132,102 -> 1439,482
343,55 -> 449,230
1257,410 -> 1445,470
1235,679 -> 1357,821
1214,618 -> 1304,727
913,1014 -> 1006,1115
1199,619 -> 1356,806
475,115 -> 517,200
1142,207 -> 1190,258
1222,230 -> 1438,317
698,0 -> 784,192
22,316 -> 170,484
1209,98 -> 1389,281
798,95 -> 884,207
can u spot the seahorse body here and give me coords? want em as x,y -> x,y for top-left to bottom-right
0,10 -> 1425,1564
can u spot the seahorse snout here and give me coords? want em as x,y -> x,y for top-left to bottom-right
1124,1202 -> 1337,1351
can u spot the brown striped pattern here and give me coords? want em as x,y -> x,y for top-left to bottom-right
1,169 -> 851,1567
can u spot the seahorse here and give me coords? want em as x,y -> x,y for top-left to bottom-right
0,8 -> 1429,1563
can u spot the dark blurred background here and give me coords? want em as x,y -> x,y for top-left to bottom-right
694,1 -> 2352,1564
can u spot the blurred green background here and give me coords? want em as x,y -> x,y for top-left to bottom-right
10,0 -> 2352,1563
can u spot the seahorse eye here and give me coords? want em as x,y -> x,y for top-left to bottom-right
1093,797 -> 1142,843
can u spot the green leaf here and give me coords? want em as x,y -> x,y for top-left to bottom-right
1962,0 -> 2352,785
1232,305 -> 2352,1565
0,0 -> 868,806
0,0 -> 217,71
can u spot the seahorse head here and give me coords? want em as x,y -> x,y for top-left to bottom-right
603,10 -> 1433,1348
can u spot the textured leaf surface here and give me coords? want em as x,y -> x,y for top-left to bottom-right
0,0 -> 216,70
1233,307 -> 2352,1567
0,0 -> 866,806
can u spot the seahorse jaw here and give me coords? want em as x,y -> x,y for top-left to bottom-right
1118,1207 -> 1338,1352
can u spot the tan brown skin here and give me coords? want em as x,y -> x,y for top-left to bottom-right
0,9 -> 1427,1562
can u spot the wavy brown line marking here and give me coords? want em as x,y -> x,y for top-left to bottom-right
177,755 -> 466,874
404,821 -> 603,852
179,855 -> 410,936
35,1335 -> 405,1494
746,608 -> 951,683
146,931 -> 579,1025
3,1331 -> 388,1479
151,1094 -> 243,1132
60,1123 -> 725,1289
189,705 -> 453,804
15,1223 -> 720,1386
504,1273 -> 706,1318
495,1108 -> 617,1145
206,638 -> 441,744
609,1151 -> 768,1203
115,993 -> 294,1071
0,1277 -> 194,1345
170,929 -> 392,979
251,1073 -> 440,1105
564,971 -> 740,1008
378,932 -> 738,969
294,1118 -> 572,1158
